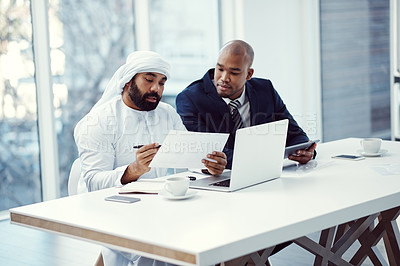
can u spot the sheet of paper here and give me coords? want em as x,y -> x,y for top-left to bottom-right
149,130 -> 229,169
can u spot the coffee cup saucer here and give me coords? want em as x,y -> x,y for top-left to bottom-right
357,149 -> 388,157
159,190 -> 197,200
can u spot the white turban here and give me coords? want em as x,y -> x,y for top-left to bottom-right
91,51 -> 170,110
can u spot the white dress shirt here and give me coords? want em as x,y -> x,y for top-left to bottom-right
222,85 -> 251,127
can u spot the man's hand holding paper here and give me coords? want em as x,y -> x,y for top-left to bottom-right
202,151 -> 227,175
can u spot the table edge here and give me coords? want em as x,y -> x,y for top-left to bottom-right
9,212 -> 197,265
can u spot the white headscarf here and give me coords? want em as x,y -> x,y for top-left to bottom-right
91,50 -> 170,110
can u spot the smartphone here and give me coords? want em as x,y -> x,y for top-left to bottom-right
284,139 -> 320,158
104,195 -> 141,203
331,154 -> 365,161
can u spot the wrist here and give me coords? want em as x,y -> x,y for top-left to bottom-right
121,162 -> 142,184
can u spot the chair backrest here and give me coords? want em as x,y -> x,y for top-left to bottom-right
68,158 -> 81,196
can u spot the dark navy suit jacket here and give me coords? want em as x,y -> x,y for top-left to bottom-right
176,69 -> 309,168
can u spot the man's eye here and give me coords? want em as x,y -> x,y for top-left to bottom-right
145,78 -> 153,82
231,72 -> 239,75
159,82 -> 165,86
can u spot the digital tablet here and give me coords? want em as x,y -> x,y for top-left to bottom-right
284,139 -> 320,159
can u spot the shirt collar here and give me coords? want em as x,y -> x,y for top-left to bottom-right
222,85 -> 246,106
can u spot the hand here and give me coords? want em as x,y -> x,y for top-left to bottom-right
288,143 -> 317,164
202,151 -> 227,176
121,143 -> 160,184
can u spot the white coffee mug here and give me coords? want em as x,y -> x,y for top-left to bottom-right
360,138 -> 382,154
164,177 -> 189,196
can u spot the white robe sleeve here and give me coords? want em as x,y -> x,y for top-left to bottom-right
74,112 -> 126,191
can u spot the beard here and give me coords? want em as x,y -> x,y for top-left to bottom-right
128,82 -> 161,111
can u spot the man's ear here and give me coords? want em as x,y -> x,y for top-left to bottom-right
123,80 -> 132,92
246,68 -> 254,80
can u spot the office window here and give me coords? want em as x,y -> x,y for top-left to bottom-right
48,0 -> 136,196
320,0 -> 390,141
0,1 -> 42,211
398,0 -> 400,73
148,0 -> 220,106
394,0 -> 400,140
49,0 -> 220,196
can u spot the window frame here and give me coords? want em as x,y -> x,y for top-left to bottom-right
31,0 -> 60,200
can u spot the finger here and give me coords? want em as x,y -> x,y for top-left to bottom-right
203,164 -> 223,175
137,144 -> 159,158
207,152 -> 227,166
289,156 -> 304,164
138,143 -> 160,152
203,160 -> 225,171
143,153 -> 157,165
136,148 -> 158,166
204,159 -> 226,173
289,153 -> 313,164
131,159 -> 150,173
306,143 -> 317,152
296,149 -> 313,157
211,151 -> 227,159
202,159 -> 225,175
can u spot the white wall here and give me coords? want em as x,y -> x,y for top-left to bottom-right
222,0 -> 322,140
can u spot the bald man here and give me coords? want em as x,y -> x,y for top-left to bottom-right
176,40 -> 316,169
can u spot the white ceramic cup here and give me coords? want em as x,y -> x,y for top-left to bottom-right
164,177 -> 189,196
360,138 -> 382,154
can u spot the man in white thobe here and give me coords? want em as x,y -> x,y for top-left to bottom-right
74,51 -> 227,266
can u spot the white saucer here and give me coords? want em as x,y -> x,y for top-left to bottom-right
357,149 -> 388,157
159,190 -> 197,200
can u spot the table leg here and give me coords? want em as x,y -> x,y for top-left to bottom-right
380,207 -> 400,266
292,206 -> 400,266
222,206 -> 400,266
349,220 -> 387,266
293,236 -> 353,266
249,247 -> 274,265
314,226 -> 335,265
329,214 -> 379,261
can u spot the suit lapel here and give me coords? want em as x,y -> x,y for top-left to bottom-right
246,82 -> 258,126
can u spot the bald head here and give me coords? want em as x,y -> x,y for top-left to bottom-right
214,40 -> 255,100
219,40 -> 254,68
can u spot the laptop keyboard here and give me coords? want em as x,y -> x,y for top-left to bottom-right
210,179 -> 231,187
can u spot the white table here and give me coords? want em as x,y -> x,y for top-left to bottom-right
10,138 -> 400,265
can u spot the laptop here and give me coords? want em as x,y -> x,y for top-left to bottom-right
189,119 -> 288,192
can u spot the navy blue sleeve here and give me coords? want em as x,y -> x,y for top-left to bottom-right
269,87 -> 310,146
176,90 -> 209,132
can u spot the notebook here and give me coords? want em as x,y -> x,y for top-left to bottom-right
189,119 -> 288,192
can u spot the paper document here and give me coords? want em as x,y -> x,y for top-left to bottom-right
149,130 -> 229,169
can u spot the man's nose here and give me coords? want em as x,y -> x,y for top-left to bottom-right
150,83 -> 161,92
221,72 -> 230,82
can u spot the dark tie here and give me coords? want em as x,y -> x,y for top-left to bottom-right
228,100 -> 244,131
